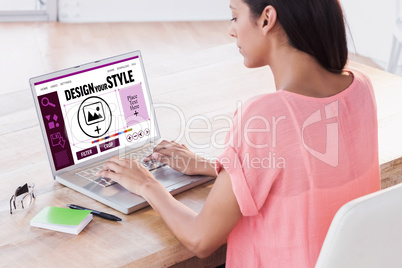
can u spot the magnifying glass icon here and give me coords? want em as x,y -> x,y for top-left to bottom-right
41,97 -> 56,107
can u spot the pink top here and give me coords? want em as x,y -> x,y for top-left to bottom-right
218,69 -> 381,267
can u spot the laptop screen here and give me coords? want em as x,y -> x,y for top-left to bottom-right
33,53 -> 157,171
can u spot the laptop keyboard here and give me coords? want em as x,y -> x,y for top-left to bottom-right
75,148 -> 166,187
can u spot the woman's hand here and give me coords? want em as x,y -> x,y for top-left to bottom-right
144,140 -> 217,178
97,144 -> 240,259
97,156 -> 161,197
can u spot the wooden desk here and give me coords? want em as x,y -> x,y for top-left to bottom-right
1,43 -> 401,267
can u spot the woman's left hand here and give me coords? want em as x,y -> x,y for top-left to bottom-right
144,140 -> 217,177
97,156 -> 160,197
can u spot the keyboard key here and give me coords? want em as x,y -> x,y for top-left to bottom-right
76,171 -> 88,177
74,146 -> 164,187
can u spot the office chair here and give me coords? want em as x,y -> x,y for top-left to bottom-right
316,183 -> 402,268
387,0 -> 402,73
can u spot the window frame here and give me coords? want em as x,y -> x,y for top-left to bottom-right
0,0 -> 57,22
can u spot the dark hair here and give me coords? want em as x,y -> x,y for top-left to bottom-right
243,0 -> 348,73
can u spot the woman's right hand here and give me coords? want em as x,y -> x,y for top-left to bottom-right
144,140 -> 217,178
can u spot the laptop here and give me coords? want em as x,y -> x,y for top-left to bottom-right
29,50 -> 213,214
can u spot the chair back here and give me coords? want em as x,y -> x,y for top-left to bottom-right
316,183 -> 402,268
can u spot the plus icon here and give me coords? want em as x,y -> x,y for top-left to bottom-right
94,126 -> 101,134
134,110 -> 139,116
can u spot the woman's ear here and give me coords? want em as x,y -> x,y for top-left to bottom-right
261,5 -> 277,35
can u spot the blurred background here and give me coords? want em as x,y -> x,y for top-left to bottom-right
0,0 -> 402,75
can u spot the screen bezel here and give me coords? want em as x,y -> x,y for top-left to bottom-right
29,50 -> 161,177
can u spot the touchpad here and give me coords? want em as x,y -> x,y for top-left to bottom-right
152,166 -> 189,187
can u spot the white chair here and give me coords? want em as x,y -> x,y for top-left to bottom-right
316,183 -> 402,268
387,0 -> 402,73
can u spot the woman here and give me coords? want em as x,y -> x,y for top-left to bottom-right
98,0 -> 381,266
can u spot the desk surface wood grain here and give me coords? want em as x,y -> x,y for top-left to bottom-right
1,22 -> 402,267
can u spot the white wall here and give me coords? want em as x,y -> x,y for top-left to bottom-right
340,0 -> 396,69
58,0 -> 231,22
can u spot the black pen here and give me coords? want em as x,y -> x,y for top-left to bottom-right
67,204 -> 122,221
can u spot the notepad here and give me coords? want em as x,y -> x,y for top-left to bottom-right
30,206 -> 93,235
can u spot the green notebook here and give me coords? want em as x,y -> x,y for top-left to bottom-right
30,206 -> 93,235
